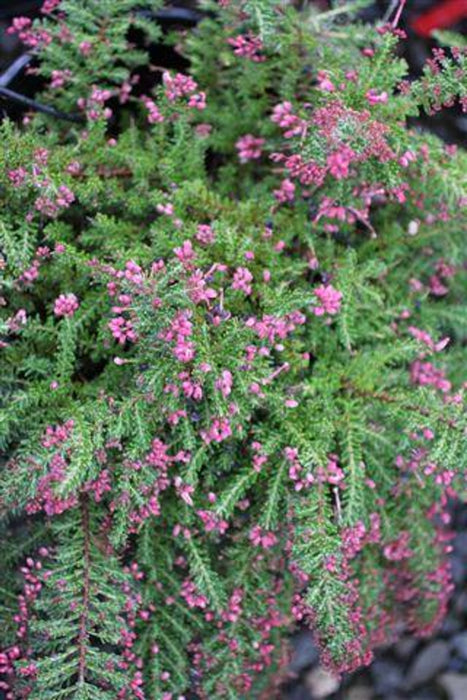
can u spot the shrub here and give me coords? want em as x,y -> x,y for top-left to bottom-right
0,1 -> 466,697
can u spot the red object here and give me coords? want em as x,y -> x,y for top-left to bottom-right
411,0 -> 467,37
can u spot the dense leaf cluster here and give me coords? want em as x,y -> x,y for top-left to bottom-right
0,1 -> 466,698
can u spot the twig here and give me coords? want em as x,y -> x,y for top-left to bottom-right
0,54 -> 32,88
344,381 -> 461,430
0,85 -> 85,123
78,495 -> 91,687
391,0 -> 407,29
332,486 -> 342,525
137,7 -> 205,24
382,0 -> 399,24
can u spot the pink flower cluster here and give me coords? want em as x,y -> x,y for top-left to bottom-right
162,71 -> 206,110
312,284 -> 342,316
215,370 -> 233,397
125,439 -> 173,527
84,469 -> 112,502
174,239 -> 195,266
221,588 -> 243,623
327,146 -> 355,179
187,270 -> 217,305
228,33 -> 264,62
246,310 -> 306,346
249,525 -> 278,549
408,326 -> 450,353
7,16 -> 52,48
41,0 -> 61,13
109,316 -> 137,345
27,453 -> 78,516
271,98 -> 397,218
235,135 -> 265,163
316,454 -> 345,486
53,293 -> 79,318
200,416 -> 232,444
180,579 -> 208,609
0,553 -> 53,696
35,185 -> 75,217
284,447 -> 314,491
159,310 -> 195,363
383,531 -> 413,561
77,87 -> 113,120
196,224 -> 215,245
273,178 -> 295,203
197,509 -> 228,535
50,69 -> 72,89
141,96 -> 164,124
271,102 -> 306,138
41,419 -> 74,448
410,360 -> 451,393
232,266 -> 253,295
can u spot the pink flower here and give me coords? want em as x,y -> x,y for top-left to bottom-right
79,40 -> 92,56
53,293 -> 79,318
366,89 -> 388,105
228,33 -> 264,62
408,326 -> 450,353
274,178 -> 295,203
142,96 -> 164,124
215,370 -> 233,397
159,310 -> 196,363
197,510 -> 228,535
195,224 -> 215,245
180,579 -> 208,609
246,311 -> 306,345
221,588 -> 243,623
327,147 -> 354,179
410,360 -> 451,393
232,267 -> 253,296
19,260 -> 40,285
317,71 -> 335,92
50,69 -> 71,89
41,419 -> 74,448
316,455 -> 345,485
284,446 -> 314,491
341,521 -> 366,559
312,284 -> 342,316
200,417 -> 232,444
383,532 -> 412,561
429,275 -> 449,296
8,167 -> 28,186
174,476 -> 195,506
195,123 -> 212,137
188,92 -> 207,110
109,316 -> 137,344
56,185 -> 75,207
399,150 -> 416,168
174,239 -> 195,266
236,135 -> 265,163
163,71 -> 198,101
249,525 -> 278,549
271,102 -> 306,138
41,0 -> 61,13
7,309 -> 27,331
187,270 -> 217,305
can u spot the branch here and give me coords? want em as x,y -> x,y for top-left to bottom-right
0,54 -> 32,88
78,495 -> 91,687
0,86 -> 85,123
344,381 -> 460,430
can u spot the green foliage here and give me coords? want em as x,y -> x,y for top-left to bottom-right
0,1 -> 466,697
21,503 -> 133,699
